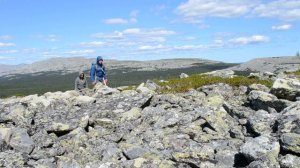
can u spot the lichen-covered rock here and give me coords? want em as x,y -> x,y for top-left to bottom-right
56,156 -> 80,168
279,154 -> 300,168
248,83 -> 270,93
205,69 -> 235,78
240,135 -> 280,162
1,73 -> 300,167
247,110 -> 278,136
0,150 -> 26,167
248,90 -> 290,112
179,73 -> 189,78
9,128 -> 35,154
280,133 -> 300,154
123,146 -> 149,160
271,78 -> 300,101
278,102 -> 300,134
145,80 -> 160,91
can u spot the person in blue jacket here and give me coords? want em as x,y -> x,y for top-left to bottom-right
90,56 -> 107,86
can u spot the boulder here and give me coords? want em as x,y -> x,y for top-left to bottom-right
280,133 -> 300,154
271,78 -> 300,101
179,73 -> 189,78
136,83 -> 155,94
278,102 -> 300,134
93,83 -> 120,96
247,110 -> 278,136
123,146 -> 149,160
279,154 -> 300,168
248,90 -> 290,112
205,69 -> 235,78
240,135 -> 280,162
9,128 -> 35,154
248,84 -> 270,93
145,80 -> 160,91
0,150 -> 26,167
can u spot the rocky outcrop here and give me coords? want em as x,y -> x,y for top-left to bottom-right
271,78 -> 300,101
1,75 -> 300,167
205,69 -> 235,78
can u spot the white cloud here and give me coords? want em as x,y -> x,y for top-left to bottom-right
272,24 -> 292,30
176,0 -> 257,20
123,28 -> 176,36
0,42 -> 16,47
92,28 -> 175,46
103,10 -> 139,25
80,41 -> 106,48
138,44 -> 165,50
253,0 -> 300,20
0,50 -> 18,54
64,49 -> 95,56
229,35 -> 269,45
103,18 -> 129,25
46,34 -> 60,42
0,35 -> 13,40
176,0 -> 300,23
174,45 -> 207,50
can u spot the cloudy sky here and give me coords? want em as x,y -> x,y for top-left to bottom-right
0,0 -> 300,64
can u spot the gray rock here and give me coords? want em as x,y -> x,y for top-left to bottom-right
123,146 -> 148,159
271,78 -> 300,101
136,83 -> 155,94
9,128 -> 35,154
56,156 -> 80,168
279,154 -> 300,168
0,150 -> 26,167
205,69 -> 235,78
278,102 -> 300,134
248,110 -> 278,136
248,90 -> 290,112
179,73 -> 189,78
145,80 -> 160,91
248,84 -> 270,93
27,158 -> 56,168
93,84 -> 120,96
240,135 -> 280,162
280,133 -> 300,154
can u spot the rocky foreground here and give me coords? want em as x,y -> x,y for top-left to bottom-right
0,71 -> 300,168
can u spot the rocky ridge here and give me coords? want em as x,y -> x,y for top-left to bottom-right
0,57 -> 220,77
0,70 -> 300,167
229,56 -> 300,73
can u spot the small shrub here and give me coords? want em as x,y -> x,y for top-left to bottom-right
157,74 -> 273,93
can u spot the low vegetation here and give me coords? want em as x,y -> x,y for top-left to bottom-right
285,70 -> 300,76
157,74 -> 273,93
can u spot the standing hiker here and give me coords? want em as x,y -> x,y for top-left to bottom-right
90,56 -> 107,86
75,71 -> 88,94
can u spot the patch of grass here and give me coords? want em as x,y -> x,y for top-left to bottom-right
285,70 -> 300,76
157,74 -> 273,93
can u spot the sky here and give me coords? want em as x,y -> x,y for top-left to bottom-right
0,0 -> 300,64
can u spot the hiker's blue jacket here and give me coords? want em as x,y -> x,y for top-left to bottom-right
90,56 -> 107,82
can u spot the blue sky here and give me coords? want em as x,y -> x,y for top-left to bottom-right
0,0 -> 300,64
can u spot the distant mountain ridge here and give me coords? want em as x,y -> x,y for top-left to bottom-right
228,56 -> 300,73
0,57 -> 221,77
2,56 -> 298,77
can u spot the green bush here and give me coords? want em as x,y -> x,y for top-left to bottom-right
157,74 -> 273,93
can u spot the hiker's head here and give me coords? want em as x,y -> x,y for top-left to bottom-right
97,56 -> 103,65
79,71 -> 84,79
